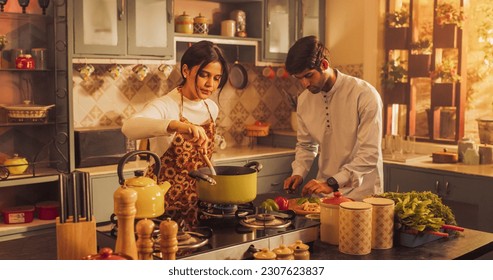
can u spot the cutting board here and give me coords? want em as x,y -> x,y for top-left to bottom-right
288,198 -> 320,215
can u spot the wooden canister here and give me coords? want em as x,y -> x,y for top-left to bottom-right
363,197 -> 395,249
338,201 -> 372,255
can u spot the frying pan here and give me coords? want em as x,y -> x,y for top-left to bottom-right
229,46 -> 248,89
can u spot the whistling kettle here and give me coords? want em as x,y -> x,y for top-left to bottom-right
117,151 -> 171,219
4,154 -> 29,175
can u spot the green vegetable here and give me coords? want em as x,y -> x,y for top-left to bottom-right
296,197 -> 320,205
261,198 -> 279,211
376,191 -> 457,233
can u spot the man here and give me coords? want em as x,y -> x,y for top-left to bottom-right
283,36 -> 384,201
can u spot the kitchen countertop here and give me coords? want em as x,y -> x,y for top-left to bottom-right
310,228 -> 493,260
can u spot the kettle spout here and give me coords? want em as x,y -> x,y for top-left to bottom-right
159,181 -> 172,195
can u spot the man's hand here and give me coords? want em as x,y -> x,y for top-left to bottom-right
283,175 -> 303,194
301,179 -> 332,197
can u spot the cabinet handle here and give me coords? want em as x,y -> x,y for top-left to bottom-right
118,0 -> 125,21
444,181 -> 450,195
271,182 -> 281,186
435,180 -> 440,193
167,0 -> 173,24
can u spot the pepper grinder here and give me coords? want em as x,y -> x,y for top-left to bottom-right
113,186 -> 138,260
159,218 -> 178,260
136,219 -> 155,260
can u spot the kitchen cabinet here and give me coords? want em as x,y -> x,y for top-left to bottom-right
263,0 -> 326,62
71,0 -> 174,58
384,163 -> 493,233
0,0 -> 69,236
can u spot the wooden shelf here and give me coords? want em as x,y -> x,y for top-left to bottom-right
0,218 -> 55,241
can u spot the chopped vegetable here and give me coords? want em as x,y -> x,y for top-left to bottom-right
273,196 -> 289,211
260,198 -> 279,212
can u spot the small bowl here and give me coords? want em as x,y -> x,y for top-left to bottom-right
305,214 -> 320,220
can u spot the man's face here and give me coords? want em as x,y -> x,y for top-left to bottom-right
293,68 -> 326,94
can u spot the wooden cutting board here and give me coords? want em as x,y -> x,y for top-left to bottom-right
288,198 -> 320,215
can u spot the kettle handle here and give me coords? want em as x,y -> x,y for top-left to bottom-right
117,150 -> 161,185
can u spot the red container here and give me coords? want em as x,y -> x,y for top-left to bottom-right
35,201 -> 59,220
1,205 -> 35,224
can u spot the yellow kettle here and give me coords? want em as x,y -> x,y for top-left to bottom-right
117,151 -> 171,219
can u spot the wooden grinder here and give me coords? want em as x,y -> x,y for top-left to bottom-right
114,186 -> 138,260
136,219 -> 156,260
159,218 -> 178,260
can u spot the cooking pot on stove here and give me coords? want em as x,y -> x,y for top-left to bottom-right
117,151 -> 171,219
188,162 -> 262,204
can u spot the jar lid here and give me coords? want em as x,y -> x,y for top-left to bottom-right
194,13 -> 208,24
253,248 -> 276,260
272,244 -> 293,256
289,240 -> 309,251
176,11 -> 193,24
35,201 -> 59,208
339,201 -> 372,210
321,192 -> 351,206
2,205 -> 35,213
83,248 -> 133,260
362,197 -> 394,206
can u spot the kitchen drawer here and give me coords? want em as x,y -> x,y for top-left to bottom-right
257,173 -> 294,195
255,155 -> 294,177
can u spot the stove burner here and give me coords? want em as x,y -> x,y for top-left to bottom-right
255,213 -> 275,222
198,201 -> 256,221
239,214 -> 292,229
212,204 -> 238,213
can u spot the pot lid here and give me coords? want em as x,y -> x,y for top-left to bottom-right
321,191 -> 351,205
253,248 -> 276,260
273,244 -> 293,256
83,248 -> 132,260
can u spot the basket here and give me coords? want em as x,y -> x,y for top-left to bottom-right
245,123 -> 270,137
2,103 -> 55,123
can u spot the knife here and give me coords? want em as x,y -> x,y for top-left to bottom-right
58,173 -> 66,223
72,172 -> 79,223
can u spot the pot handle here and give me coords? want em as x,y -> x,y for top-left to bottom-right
244,161 -> 262,173
188,170 -> 217,185
117,150 -> 161,185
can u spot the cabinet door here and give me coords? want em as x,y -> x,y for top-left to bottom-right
298,0 -> 325,42
91,171 -> 133,223
440,175 -> 493,233
73,0 -> 126,55
386,166 -> 441,193
127,0 -> 173,57
264,0 -> 296,62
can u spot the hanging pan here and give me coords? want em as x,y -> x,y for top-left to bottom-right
229,46 -> 248,89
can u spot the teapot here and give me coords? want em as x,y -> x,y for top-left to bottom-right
117,151 -> 171,219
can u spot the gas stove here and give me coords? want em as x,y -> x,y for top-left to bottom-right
97,194 -> 320,260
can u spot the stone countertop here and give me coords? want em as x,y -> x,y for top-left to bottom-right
310,228 -> 493,260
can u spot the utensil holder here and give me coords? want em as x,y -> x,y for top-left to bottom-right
56,216 -> 97,260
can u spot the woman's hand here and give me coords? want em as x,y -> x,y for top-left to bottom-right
301,179 -> 332,197
169,120 -> 210,153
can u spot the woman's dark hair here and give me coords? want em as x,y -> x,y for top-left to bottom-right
285,36 -> 331,75
179,40 -> 229,95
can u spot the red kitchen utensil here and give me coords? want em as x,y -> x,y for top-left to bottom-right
1,205 -> 35,224
36,201 -> 59,220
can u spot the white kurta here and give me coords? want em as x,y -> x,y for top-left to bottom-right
291,70 -> 384,201
121,88 -> 219,156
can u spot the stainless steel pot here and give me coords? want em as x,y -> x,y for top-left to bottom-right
189,162 -> 262,204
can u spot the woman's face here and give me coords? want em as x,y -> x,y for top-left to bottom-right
182,61 -> 223,100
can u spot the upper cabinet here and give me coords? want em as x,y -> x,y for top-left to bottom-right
263,0 -> 325,62
71,0 -> 174,59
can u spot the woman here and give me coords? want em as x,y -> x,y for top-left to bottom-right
122,41 -> 229,227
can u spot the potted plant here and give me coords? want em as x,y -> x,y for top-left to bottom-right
381,58 -> 408,88
430,59 -> 460,84
434,2 -> 466,48
386,8 -> 410,49
408,38 -> 432,78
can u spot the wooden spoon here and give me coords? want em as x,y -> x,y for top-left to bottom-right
200,151 -> 217,175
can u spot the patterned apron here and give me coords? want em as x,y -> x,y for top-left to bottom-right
146,93 -> 215,228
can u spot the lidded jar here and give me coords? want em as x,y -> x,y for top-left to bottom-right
175,12 -> 193,34
289,240 -> 310,260
253,248 -> 276,260
319,192 -> 352,245
193,13 -> 209,34
272,244 -> 294,260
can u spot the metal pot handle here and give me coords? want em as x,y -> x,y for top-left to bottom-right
188,170 -> 217,185
117,150 -> 161,185
244,161 -> 262,173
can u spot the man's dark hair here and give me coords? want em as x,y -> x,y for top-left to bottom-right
285,36 -> 330,75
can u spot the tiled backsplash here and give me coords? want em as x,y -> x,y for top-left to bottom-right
72,63 -> 364,147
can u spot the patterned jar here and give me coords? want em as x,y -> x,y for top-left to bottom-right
193,13 -> 209,35
363,197 -> 395,249
339,201 -> 372,255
